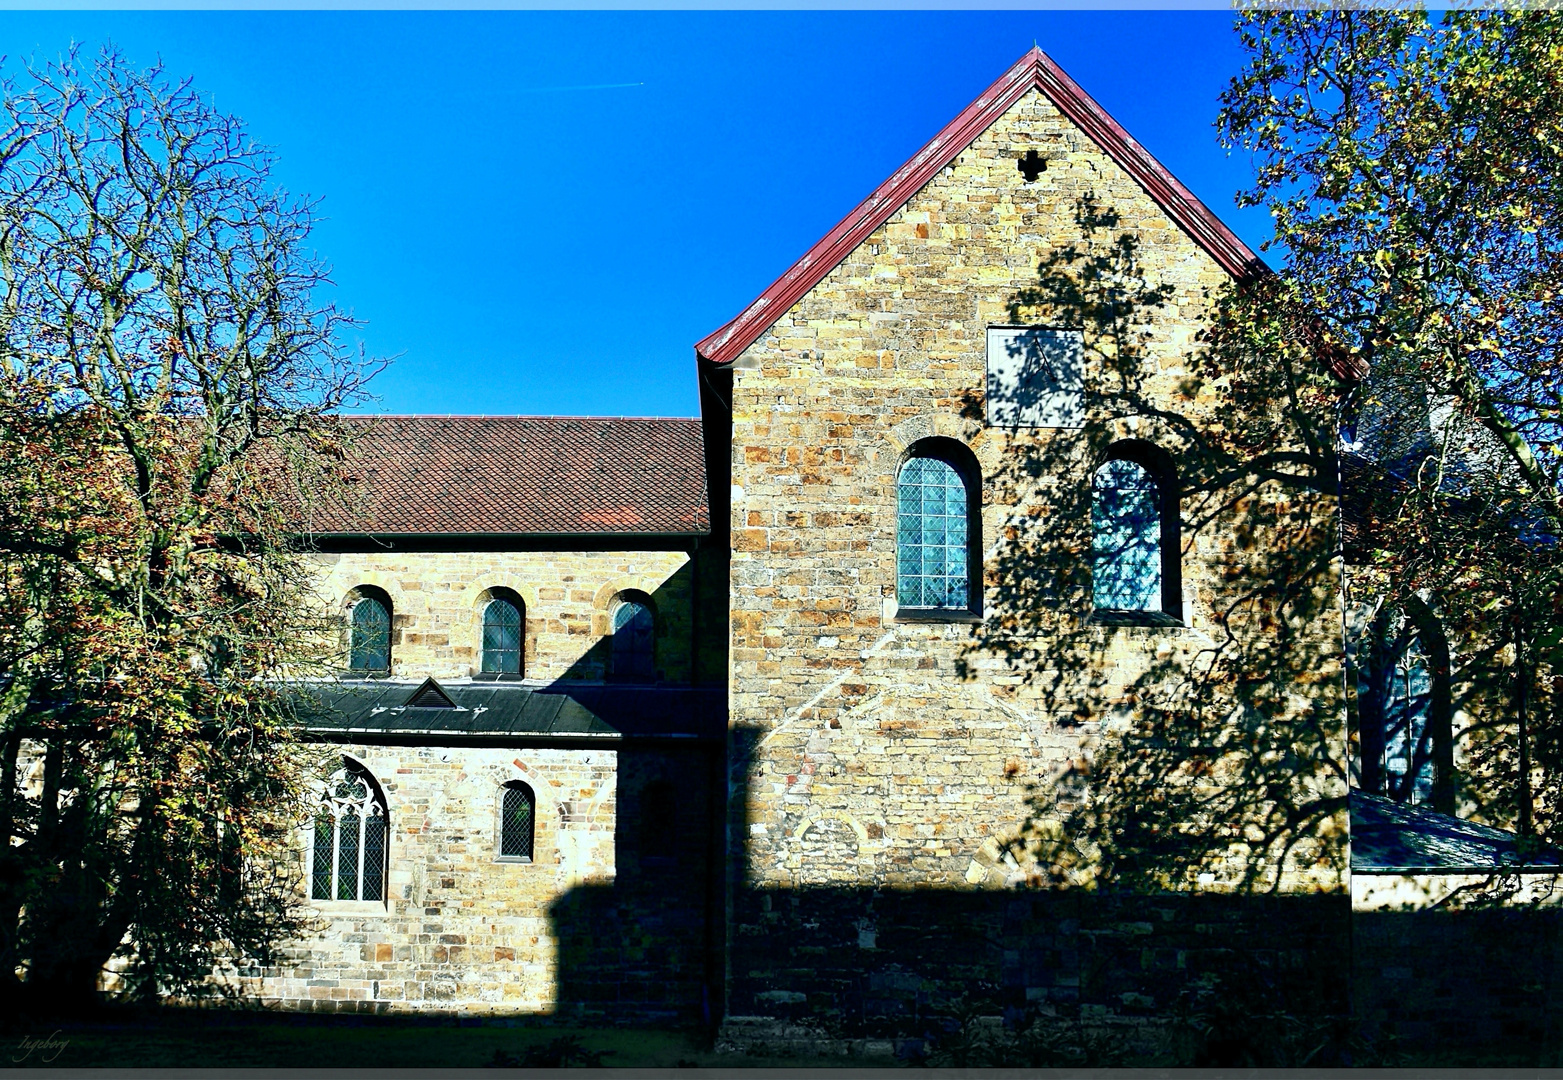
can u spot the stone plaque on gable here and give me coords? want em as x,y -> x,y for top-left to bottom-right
985,326 -> 1084,428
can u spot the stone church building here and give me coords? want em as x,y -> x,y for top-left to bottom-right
249,48 -> 1557,1050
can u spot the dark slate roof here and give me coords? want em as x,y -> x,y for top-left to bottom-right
299,416 -> 709,537
293,678 -> 726,741
1350,790 -> 1563,874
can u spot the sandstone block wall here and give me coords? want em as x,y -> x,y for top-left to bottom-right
255,742 -> 617,1014
309,548 -> 701,684
725,85 -> 1345,913
250,740 -> 719,1020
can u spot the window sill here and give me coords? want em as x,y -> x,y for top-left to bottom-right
494,856 -> 533,865
308,899 -> 389,914
473,672 -> 524,682
892,608 -> 983,624
1089,609 -> 1183,629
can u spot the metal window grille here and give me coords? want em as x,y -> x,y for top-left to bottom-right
311,812 -> 334,900
350,597 -> 391,672
337,808 -> 360,900
611,601 -> 655,681
362,814 -> 386,902
310,760 -> 388,902
482,599 -> 522,675
501,784 -> 534,859
1091,459 -> 1161,611
897,457 -> 970,609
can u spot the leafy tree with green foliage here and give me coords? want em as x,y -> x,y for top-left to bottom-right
0,45 -> 379,1010
1217,11 -> 1563,833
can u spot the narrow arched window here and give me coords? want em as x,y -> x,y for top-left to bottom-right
1091,443 -> 1180,621
612,600 -> 655,681
349,594 -> 391,673
897,444 -> 978,613
500,782 -> 535,860
482,597 -> 523,676
310,758 -> 388,902
1353,602 -> 1451,809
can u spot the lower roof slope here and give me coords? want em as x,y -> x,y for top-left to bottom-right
1350,790 -> 1563,874
295,679 -> 726,741
300,416 -> 709,538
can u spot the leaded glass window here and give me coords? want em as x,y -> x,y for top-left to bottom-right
349,596 -> 391,672
1383,632 -> 1436,804
897,456 -> 971,609
1352,607 -> 1442,806
482,598 -> 522,675
310,759 -> 388,902
1092,459 -> 1161,611
612,601 -> 655,681
501,783 -> 535,860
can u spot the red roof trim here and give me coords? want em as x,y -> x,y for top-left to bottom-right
695,46 -> 1268,368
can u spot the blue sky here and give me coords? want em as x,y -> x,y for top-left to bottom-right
2,12 -> 1268,418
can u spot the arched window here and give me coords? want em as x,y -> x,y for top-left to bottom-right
1353,601 -> 1452,809
349,592 -> 391,673
611,599 -> 655,681
1091,443 -> 1180,621
499,782 -> 535,861
311,758 -> 388,902
640,780 -> 677,861
482,597 -> 523,676
897,440 -> 980,614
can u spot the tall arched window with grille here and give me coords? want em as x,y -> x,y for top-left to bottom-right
611,599 -> 655,681
499,781 -> 535,861
349,592 -> 391,673
310,758 -> 388,902
1091,442 -> 1180,622
896,439 -> 980,615
482,596 -> 523,675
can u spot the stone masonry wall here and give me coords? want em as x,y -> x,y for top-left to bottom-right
248,739 -> 720,1022
722,85 -> 1346,1026
252,741 -> 617,1015
310,549 -> 697,683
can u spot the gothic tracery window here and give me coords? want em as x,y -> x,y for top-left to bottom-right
311,759 -> 388,902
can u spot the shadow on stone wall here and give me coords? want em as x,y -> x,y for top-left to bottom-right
542,195 -> 1563,1066
545,741 -> 724,1029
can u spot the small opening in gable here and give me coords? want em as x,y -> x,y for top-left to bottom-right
1017,150 -> 1046,182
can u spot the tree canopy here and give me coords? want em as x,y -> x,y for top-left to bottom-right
0,46 -> 377,1009
1218,11 -> 1563,836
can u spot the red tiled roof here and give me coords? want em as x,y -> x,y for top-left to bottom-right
696,45 -> 1267,369
301,416 -> 709,537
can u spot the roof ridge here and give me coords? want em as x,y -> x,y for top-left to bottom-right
695,44 -> 1265,368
